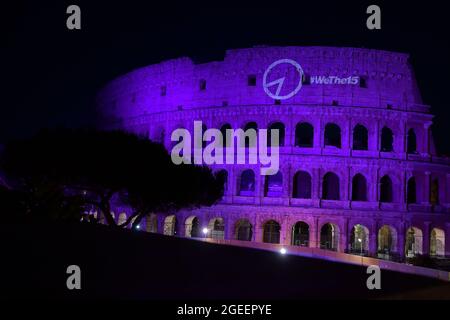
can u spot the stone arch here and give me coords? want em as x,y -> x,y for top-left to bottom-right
295,122 -> 314,147
292,170 -> 312,199
239,169 -> 255,196
291,221 -> 310,247
352,173 -> 367,201
377,225 -> 398,257
405,226 -> 423,257
430,228 -> 445,256
407,176 -> 417,204
268,121 -> 285,147
163,215 -> 177,236
220,123 -> 232,148
208,217 -> 225,240
430,178 -> 439,205
324,123 -> 341,148
235,219 -> 253,241
144,214 -> 158,233
264,171 -> 283,197
262,220 -> 281,244
185,215 -> 201,238
407,128 -> 417,154
118,212 -> 127,226
353,124 -> 368,150
320,223 -> 339,251
381,126 -> 394,152
380,175 -> 393,203
243,121 -> 258,148
322,172 -> 340,200
349,224 -> 369,255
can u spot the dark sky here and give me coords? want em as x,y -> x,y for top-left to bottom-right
2,1 -> 450,154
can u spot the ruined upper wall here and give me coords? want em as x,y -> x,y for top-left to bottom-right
97,46 -> 427,122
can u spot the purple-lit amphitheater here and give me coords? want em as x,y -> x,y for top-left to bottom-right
97,46 -> 450,262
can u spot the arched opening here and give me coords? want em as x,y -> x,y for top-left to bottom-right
235,219 -> 253,241
353,124 -> 368,150
268,122 -> 285,147
291,221 -> 309,247
320,223 -> 339,251
244,121 -> 258,148
349,224 -> 369,255
220,123 -> 232,148
407,128 -> 417,154
430,228 -> 445,257
351,173 -> 367,201
185,216 -> 201,238
378,225 -> 397,258
209,218 -> 225,240
118,212 -> 127,226
264,171 -> 283,197
322,172 -> 340,200
239,169 -> 255,196
405,227 -> 423,257
292,171 -> 312,199
381,126 -> 394,152
263,220 -> 281,244
430,178 -> 439,205
145,214 -> 158,233
163,215 -> 177,236
407,177 -> 417,204
295,122 -> 314,147
324,123 -> 341,148
380,175 -> 393,203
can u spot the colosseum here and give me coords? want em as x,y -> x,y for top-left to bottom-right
97,46 -> 450,262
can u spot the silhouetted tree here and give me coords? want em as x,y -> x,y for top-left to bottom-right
1,128 -> 224,226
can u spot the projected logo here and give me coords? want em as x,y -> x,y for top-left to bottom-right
263,59 -> 304,100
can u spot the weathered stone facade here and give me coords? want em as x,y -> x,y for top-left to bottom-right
97,46 -> 450,260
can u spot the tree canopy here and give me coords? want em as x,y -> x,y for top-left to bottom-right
0,128 -> 224,227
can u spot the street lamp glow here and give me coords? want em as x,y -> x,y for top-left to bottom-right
202,227 -> 208,235
136,225 -> 140,230
280,248 -> 287,255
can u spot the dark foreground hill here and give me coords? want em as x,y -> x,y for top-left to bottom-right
1,222 -> 449,300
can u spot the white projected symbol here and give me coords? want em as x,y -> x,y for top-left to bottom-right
263,59 -> 304,100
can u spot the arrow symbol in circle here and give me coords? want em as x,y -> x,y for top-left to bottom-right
265,77 -> 286,97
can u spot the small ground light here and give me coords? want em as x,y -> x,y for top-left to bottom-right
280,248 -> 287,255
136,225 -> 140,230
202,227 -> 208,236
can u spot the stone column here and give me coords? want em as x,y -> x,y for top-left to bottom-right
423,122 -> 431,155
339,218 -> 349,253
369,221 -> 378,256
255,170 -> 263,205
422,221 -> 431,255
422,171 -> 431,205
312,217 -> 320,248
157,214 -> 166,234
397,222 -> 406,260
254,219 -> 262,243
281,216 -> 289,245
315,118 -> 322,149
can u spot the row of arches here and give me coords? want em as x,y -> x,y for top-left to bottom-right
224,169 -> 440,204
155,121 -> 420,153
160,215 -> 446,258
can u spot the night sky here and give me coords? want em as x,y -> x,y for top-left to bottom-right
2,1 -> 450,154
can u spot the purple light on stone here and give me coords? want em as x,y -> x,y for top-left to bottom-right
96,46 -> 450,262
